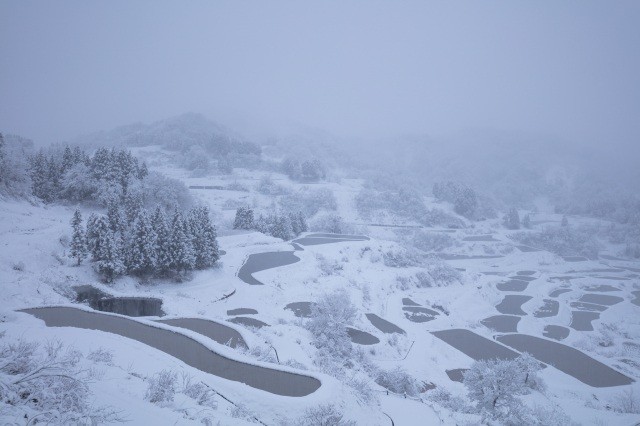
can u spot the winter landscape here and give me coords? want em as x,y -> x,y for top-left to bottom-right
2,2 -> 640,425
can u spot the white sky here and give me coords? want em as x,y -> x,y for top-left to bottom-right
1,1 -> 639,148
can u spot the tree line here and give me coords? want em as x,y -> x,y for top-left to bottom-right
70,204 -> 219,282
233,206 -> 307,240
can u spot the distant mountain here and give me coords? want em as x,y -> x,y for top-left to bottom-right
68,113 -> 260,156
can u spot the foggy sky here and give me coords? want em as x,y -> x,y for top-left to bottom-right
1,1 -> 639,147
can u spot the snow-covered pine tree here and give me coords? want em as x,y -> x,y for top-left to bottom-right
151,206 -> 171,277
86,214 -> 107,260
70,209 -> 87,265
503,208 -> 521,230
127,209 -> 157,276
136,161 -> 149,180
188,206 -> 219,269
522,214 -> 532,229
0,133 -> 4,183
271,213 -> 294,240
233,206 -> 254,230
107,203 -> 127,234
296,211 -> 308,234
168,209 -> 196,275
93,227 -> 126,283
561,215 -> 569,227
253,214 -> 270,235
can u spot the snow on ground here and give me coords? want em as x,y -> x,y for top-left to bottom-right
2,146 -> 640,425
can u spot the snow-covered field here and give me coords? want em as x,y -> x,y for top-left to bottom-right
2,146 -> 639,425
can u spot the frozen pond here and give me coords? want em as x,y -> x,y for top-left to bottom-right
228,316 -> 269,329
496,279 -> 529,292
437,254 -> 503,261
517,270 -> 536,276
285,302 -> 314,318
346,327 -> 380,345
517,245 -> 539,252
21,307 -> 320,396
480,315 -> 520,333
366,313 -> 405,334
305,233 -> 369,240
432,329 -> 520,361
543,325 -> 570,341
402,297 -> 420,306
74,285 -> 165,317
570,302 -> 608,312
445,368 -> 467,383
403,306 -> 439,323
496,295 -> 532,315
227,308 -> 258,316
238,251 -> 299,285
549,288 -> 572,298
462,235 -> 499,242
157,318 -> 247,348
570,311 -> 600,331
496,334 -> 634,387
633,291 -> 640,307
563,256 -> 589,262
533,299 -> 559,318
509,276 -> 537,282
293,233 -> 369,246
583,285 -> 621,292
579,294 -> 624,306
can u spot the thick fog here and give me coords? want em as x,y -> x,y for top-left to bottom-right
1,1 -> 640,150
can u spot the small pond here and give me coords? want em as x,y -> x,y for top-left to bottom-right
481,315 -> 520,333
543,325 -> 570,341
431,329 -> 520,361
496,280 -> 529,292
579,294 -> 624,306
462,235 -> 499,242
227,308 -> 258,316
517,270 -> 536,276
446,369 -> 468,383
402,298 -> 420,306
496,295 -> 532,316
228,317 -> 269,329
366,313 -> 405,334
496,334 -> 634,387
238,251 -> 300,285
583,285 -> 621,292
563,256 -> 588,262
284,302 -> 314,318
517,245 -> 539,252
570,302 -> 608,312
403,306 -> 439,323
533,299 -> 559,318
74,285 -> 164,317
570,311 -> 600,331
633,291 -> 640,307
549,288 -> 572,298
346,327 -> 380,345
21,307 -> 320,396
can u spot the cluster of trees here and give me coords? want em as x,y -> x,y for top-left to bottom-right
0,133 -> 33,196
29,146 -> 148,204
70,204 -> 219,282
281,156 -> 326,181
233,206 -> 307,240
432,181 -> 479,219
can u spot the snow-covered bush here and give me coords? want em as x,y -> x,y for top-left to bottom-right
280,187 -> 337,217
0,338 -> 120,424
412,230 -> 455,252
463,354 -> 544,422
87,347 -> 113,364
309,212 -> 349,234
307,290 -> 356,365
424,260 -> 462,287
316,254 -> 344,276
256,175 -> 288,195
503,207 -> 521,230
11,261 -> 25,272
511,224 -> 602,259
426,388 -> 471,413
145,370 -> 177,404
296,404 -> 355,426
374,366 -> 420,396
610,388 -> 640,414
382,248 -> 424,268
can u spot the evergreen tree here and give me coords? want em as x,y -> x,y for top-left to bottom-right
61,146 -> 74,174
561,215 -> 569,227
107,203 -> 127,235
271,213 -> 294,240
94,227 -> 125,283
189,206 -> 219,269
127,210 -> 157,275
233,206 -> 254,230
168,210 -> 195,275
69,209 -> 87,265
503,208 -> 521,230
0,133 -> 5,182
297,211 -> 308,233
137,161 -> 149,180
522,214 -> 532,229
85,213 -> 102,260
29,151 -> 49,200
253,214 -> 270,235
151,206 -> 171,276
